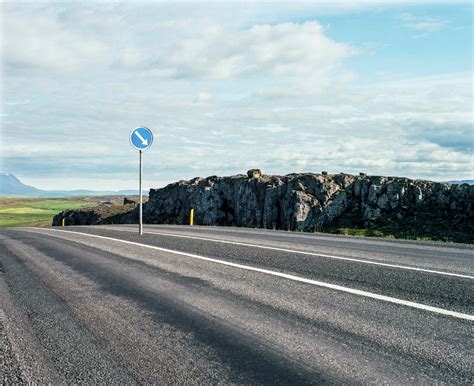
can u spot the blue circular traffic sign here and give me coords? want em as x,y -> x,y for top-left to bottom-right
130,127 -> 153,151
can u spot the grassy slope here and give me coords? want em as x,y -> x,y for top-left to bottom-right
0,196 -> 130,228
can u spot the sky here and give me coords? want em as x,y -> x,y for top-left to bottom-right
0,1 -> 472,190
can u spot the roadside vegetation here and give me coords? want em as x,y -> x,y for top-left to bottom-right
323,227 -> 433,241
322,208 -> 473,244
0,196 -> 127,228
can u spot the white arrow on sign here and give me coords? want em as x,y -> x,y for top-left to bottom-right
134,130 -> 148,146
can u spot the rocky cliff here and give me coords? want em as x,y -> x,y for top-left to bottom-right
54,170 -> 474,243
52,203 -> 136,226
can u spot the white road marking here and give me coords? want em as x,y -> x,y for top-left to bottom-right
134,130 -> 148,145
100,225 -> 474,280
28,228 -> 474,321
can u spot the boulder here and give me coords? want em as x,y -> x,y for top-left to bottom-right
247,169 -> 262,179
123,197 -> 137,205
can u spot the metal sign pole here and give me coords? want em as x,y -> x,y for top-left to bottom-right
130,126 -> 153,236
139,150 -> 143,235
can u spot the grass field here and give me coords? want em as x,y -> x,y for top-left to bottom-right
0,196 -> 125,228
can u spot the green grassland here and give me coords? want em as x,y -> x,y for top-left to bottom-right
0,196 -> 126,228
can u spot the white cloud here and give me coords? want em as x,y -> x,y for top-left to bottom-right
253,124 -> 292,133
1,3 -> 472,190
194,92 -> 212,104
398,13 -> 447,32
137,21 -> 356,89
2,4 -> 356,93
1,10 -> 110,72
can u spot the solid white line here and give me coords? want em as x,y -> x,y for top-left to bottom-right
29,228 -> 474,321
100,226 -> 474,280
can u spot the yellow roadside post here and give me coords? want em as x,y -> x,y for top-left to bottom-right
190,208 -> 194,226
62,218 -> 65,226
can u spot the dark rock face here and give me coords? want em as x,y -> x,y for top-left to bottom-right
52,205 -> 134,226
53,170 -> 474,242
139,171 -> 473,242
52,209 -> 100,226
123,197 -> 137,205
247,169 -> 262,179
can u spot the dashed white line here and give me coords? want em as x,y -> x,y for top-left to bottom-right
27,228 -> 474,321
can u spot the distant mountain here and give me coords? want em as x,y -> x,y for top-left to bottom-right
0,173 -> 143,197
0,173 -> 46,196
448,180 -> 474,185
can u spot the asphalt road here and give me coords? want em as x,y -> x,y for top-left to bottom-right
1,225 -> 473,384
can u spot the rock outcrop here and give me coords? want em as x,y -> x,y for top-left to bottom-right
123,197 -> 137,205
52,204 -> 134,226
53,170 -> 474,243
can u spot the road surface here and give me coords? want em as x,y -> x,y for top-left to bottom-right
1,225 -> 473,383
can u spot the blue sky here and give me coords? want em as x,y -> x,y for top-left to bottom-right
1,1 -> 472,190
